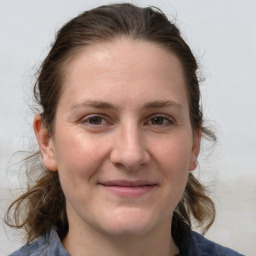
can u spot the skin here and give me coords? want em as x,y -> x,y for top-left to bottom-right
34,38 -> 201,256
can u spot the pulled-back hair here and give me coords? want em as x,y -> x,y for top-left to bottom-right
5,3 -> 216,245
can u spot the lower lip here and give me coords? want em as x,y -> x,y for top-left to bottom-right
100,185 -> 156,197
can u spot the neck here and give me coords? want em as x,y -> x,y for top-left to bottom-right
62,218 -> 179,256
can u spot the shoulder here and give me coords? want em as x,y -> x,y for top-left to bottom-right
9,237 -> 46,256
191,231 -> 244,256
9,229 -> 70,256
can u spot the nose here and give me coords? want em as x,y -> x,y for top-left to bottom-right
110,123 -> 150,171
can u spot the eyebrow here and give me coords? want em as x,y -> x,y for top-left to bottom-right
143,100 -> 183,109
70,101 -> 118,111
70,100 -> 183,111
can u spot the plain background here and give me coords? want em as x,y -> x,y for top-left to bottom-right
0,0 -> 255,255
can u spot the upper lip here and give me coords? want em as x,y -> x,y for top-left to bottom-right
98,180 -> 157,187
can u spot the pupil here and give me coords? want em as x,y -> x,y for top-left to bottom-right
153,117 -> 163,125
90,117 -> 101,124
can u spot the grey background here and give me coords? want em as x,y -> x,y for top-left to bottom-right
0,0 -> 255,255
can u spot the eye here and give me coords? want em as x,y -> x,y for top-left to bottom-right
147,116 -> 172,126
81,115 -> 108,127
88,116 -> 105,125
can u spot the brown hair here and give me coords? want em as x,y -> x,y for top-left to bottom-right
5,3 -> 216,245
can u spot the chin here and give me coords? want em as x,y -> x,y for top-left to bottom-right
97,207 -> 159,236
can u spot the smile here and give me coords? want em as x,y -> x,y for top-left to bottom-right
98,180 -> 157,197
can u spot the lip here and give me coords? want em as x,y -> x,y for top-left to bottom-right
98,180 -> 157,197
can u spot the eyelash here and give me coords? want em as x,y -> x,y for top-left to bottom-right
80,114 -> 174,128
146,116 -> 173,126
81,115 -> 108,126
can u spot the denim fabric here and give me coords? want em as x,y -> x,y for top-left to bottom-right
9,229 -> 70,256
10,228 -> 244,256
176,231 -> 244,256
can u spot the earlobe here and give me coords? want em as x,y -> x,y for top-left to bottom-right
33,114 -> 58,171
189,128 -> 202,171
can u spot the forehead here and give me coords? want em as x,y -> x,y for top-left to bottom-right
64,38 -> 186,79
59,38 -> 188,109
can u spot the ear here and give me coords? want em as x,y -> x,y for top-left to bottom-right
33,114 -> 57,171
189,128 -> 202,171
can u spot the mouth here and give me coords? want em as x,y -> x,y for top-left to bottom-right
98,180 -> 157,197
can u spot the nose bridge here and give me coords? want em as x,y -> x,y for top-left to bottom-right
110,119 -> 149,170
122,121 -> 142,152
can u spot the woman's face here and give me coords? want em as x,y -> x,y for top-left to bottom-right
38,38 -> 200,236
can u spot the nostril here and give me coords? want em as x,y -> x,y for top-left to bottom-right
109,129 -> 150,171
110,143 -> 151,171
113,162 -> 139,172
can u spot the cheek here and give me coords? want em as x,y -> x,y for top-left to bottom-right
53,133 -> 109,210
151,134 -> 192,200
54,132 -> 109,182
153,134 -> 193,173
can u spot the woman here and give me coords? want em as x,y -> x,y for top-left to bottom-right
5,3 -> 242,256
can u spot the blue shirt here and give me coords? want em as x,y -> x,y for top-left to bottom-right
10,228 -> 244,256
